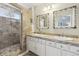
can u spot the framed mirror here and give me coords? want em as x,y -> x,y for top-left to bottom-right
36,13 -> 49,29
53,6 -> 76,29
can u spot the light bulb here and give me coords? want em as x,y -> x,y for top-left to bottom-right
43,7 -> 47,11
48,6 -> 50,10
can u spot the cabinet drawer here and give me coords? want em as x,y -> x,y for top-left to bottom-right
46,40 -> 56,47
70,45 -> 79,54
56,43 -> 70,51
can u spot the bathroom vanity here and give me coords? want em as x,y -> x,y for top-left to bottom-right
26,33 -> 79,56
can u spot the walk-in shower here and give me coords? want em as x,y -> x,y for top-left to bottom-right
0,3 -> 21,55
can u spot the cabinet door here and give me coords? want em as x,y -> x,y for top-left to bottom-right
29,40 -> 36,53
41,44 -> 46,56
36,40 -> 45,56
36,39 -> 45,56
26,37 -> 36,53
26,37 -> 31,50
61,50 -> 77,56
46,45 -> 60,56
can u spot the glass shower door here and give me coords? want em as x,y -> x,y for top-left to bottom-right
0,4 -> 21,51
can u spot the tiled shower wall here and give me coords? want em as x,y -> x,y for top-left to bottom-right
0,16 -> 20,50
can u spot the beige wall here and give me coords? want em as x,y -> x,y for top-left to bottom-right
22,8 -> 32,35
21,6 -> 32,51
34,3 -> 79,36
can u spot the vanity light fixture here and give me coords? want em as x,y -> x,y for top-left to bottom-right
43,6 -> 51,11
43,7 -> 47,11
47,6 -> 51,10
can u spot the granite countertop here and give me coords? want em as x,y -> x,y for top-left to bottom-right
26,33 -> 79,47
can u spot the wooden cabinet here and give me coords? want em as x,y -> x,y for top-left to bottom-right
56,42 -> 77,56
46,40 -> 60,56
26,36 -> 31,50
26,36 -> 79,56
61,50 -> 77,56
46,45 -> 60,56
56,42 -> 79,56
70,45 -> 79,55
36,38 -> 45,56
26,37 -> 45,56
26,37 -> 36,53
36,42 -> 45,56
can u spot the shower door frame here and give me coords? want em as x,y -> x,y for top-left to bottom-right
9,3 -> 23,50
0,3 -> 22,50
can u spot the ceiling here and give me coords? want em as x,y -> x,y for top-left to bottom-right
18,3 -> 76,11
18,3 -> 51,9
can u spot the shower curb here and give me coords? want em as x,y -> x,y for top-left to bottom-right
18,50 -> 29,56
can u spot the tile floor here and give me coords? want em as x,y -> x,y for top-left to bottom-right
0,43 -> 37,56
0,44 -> 22,56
